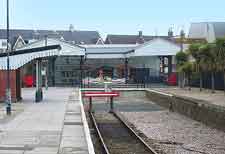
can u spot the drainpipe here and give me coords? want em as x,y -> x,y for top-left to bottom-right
35,59 -> 43,102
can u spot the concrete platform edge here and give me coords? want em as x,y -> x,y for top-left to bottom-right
78,89 -> 95,154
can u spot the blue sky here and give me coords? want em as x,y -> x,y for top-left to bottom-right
0,0 -> 225,38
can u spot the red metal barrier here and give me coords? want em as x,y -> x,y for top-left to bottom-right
82,91 -> 120,97
82,91 -> 120,112
23,75 -> 34,87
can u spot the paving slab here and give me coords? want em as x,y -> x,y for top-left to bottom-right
0,87 -> 91,154
24,147 -> 58,154
0,88 -> 93,154
0,150 -> 24,154
58,90 -> 89,154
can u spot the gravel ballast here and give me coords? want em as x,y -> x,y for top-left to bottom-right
122,111 -> 225,154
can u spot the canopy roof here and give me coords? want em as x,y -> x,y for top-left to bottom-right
0,38 -> 181,70
83,38 -> 181,58
129,38 -> 181,57
82,44 -> 136,59
0,45 -> 61,70
0,38 -> 86,70
18,38 -> 85,56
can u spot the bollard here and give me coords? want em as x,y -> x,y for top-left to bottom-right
6,104 -> 11,115
89,97 -> 92,112
35,88 -> 43,103
109,97 -> 114,113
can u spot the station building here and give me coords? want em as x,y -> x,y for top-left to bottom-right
0,28 -> 182,102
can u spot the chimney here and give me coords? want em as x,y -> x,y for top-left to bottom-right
69,24 -> 75,32
180,29 -> 185,38
168,28 -> 173,37
138,31 -> 143,37
137,31 -> 145,44
180,29 -> 185,52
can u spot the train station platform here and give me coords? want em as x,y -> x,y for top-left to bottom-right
151,87 -> 225,107
147,87 -> 225,131
0,88 -> 94,154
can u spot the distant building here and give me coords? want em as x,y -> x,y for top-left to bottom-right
188,22 -> 225,43
105,31 -> 174,44
0,35 -> 25,53
0,39 -> 7,53
0,29 -> 103,45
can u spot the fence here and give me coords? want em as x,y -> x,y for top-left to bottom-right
190,72 -> 225,90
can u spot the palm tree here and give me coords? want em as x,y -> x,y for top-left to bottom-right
199,43 -> 217,93
215,38 -> 225,93
188,43 -> 203,91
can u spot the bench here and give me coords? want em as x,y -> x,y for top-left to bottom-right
82,91 -> 120,112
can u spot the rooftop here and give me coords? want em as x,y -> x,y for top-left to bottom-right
105,31 -> 174,44
188,22 -> 225,42
0,29 -> 102,45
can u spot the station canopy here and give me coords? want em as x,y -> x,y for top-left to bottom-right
0,38 -> 85,70
0,38 -> 181,70
129,38 -> 181,57
18,38 -> 85,56
81,44 -> 137,59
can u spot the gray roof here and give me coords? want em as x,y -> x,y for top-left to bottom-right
188,22 -> 225,40
188,23 -> 206,39
105,34 -> 171,44
212,22 -> 225,38
0,29 -> 101,44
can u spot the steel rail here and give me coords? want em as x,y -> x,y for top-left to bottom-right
90,111 -> 158,154
113,111 -> 158,154
89,112 -> 110,154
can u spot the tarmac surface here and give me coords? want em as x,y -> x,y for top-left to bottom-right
0,87 -> 89,154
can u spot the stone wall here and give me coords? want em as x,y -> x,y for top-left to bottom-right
146,90 -> 225,131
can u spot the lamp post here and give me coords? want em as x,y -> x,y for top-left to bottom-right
5,0 -> 11,115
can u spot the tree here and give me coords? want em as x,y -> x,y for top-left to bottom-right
188,43 -> 204,91
176,51 -> 188,65
199,43 -> 217,93
176,51 -> 188,88
179,62 -> 193,90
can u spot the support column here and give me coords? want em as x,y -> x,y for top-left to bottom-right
35,59 -> 43,102
16,69 -> 22,101
124,58 -> 129,84
161,56 -> 165,74
80,56 -> 84,88
45,60 -> 48,90
168,56 -> 172,76
44,35 -> 48,90
51,57 -> 56,86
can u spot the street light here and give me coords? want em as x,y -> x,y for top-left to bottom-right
5,0 -> 11,115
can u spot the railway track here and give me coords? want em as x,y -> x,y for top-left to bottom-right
89,111 -> 158,154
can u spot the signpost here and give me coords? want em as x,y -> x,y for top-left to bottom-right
5,0 -> 11,115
